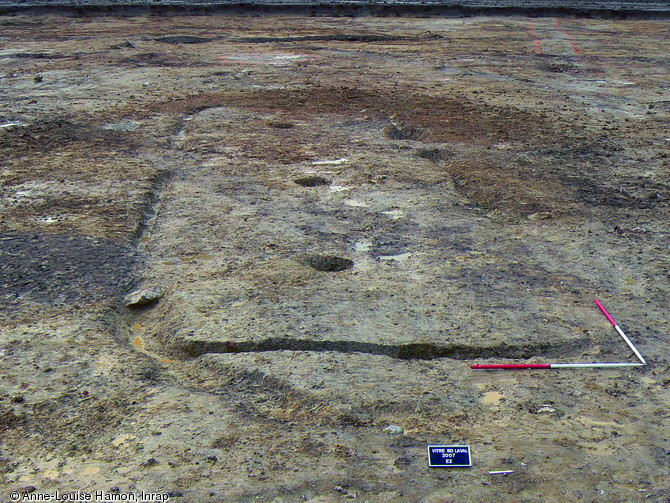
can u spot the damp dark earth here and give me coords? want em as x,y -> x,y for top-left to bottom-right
0,9 -> 669,503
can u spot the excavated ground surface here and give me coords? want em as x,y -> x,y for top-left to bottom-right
0,12 -> 669,503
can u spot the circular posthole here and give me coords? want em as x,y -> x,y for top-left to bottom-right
294,175 -> 330,187
303,255 -> 353,272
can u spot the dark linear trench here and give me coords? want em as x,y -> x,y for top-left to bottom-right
232,34 -> 408,43
178,335 -> 594,361
130,169 -> 174,246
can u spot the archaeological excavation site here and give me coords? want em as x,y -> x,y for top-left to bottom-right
0,2 -> 668,501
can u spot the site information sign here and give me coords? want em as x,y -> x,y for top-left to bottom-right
427,445 -> 471,467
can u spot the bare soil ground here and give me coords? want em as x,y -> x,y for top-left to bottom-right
0,12 -> 669,503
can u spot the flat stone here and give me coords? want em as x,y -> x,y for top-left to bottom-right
124,287 -> 163,307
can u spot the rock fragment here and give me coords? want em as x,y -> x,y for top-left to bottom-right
394,456 -> 412,469
528,211 -> 552,221
383,425 -> 404,436
116,40 -> 137,49
124,287 -> 163,307
536,405 -> 557,414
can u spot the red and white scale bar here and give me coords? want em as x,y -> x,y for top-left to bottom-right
472,299 -> 647,370
594,299 -> 646,364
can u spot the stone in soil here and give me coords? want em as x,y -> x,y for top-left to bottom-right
124,287 -> 163,307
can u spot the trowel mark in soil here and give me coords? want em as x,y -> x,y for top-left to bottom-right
178,336 -> 593,361
0,232 -> 136,307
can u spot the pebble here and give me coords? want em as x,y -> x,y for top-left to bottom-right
383,425 -> 404,435
528,211 -> 552,221
394,456 -> 412,468
124,287 -> 163,307
333,487 -> 357,499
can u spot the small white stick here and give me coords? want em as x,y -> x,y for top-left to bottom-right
489,470 -> 514,475
312,158 -> 348,165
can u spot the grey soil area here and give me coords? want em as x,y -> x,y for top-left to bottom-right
0,11 -> 669,503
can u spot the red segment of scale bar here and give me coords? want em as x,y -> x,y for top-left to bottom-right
471,364 -> 552,369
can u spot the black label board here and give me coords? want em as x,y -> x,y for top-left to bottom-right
427,445 -> 471,467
